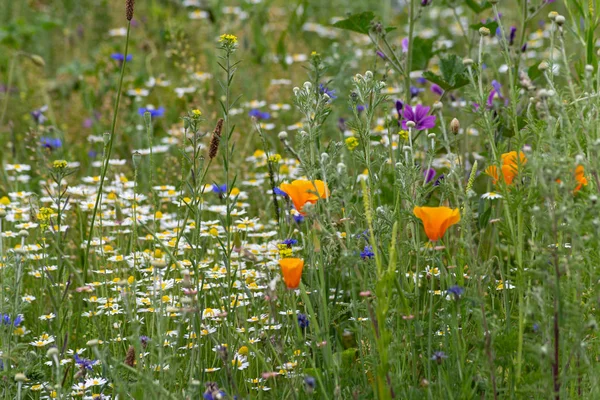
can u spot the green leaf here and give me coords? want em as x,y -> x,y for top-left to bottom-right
422,54 -> 471,91
465,0 -> 492,13
411,37 -> 435,71
469,20 -> 498,34
332,11 -> 375,35
478,205 -> 493,229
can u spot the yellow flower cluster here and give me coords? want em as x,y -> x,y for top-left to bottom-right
219,34 -> 238,44
345,137 -> 359,151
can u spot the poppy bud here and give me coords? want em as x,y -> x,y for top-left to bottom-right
450,118 -> 460,135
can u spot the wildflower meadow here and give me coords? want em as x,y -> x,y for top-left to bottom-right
2,0 -> 600,398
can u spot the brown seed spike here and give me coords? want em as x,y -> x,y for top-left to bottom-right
208,118 -> 224,160
125,345 -> 135,367
126,0 -> 135,21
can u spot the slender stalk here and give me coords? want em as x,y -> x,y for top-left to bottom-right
82,21 -> 131,283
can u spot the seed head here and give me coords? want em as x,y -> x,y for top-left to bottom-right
126,0 -> 135,21
209,118 -> 224,160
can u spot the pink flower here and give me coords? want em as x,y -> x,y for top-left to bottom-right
401,104 -> 437,131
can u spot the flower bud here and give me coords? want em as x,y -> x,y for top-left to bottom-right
132,151 -> 142,169
479,27 -> 490,36
450,118 -> 460,135
278,131 -> 288,140
463,58 -> 474,66
555,15 -> 565,26
15,373 -> 27,382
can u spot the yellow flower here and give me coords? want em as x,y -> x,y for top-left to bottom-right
219,34 -> 238,44
345,137 -> 359,151
268,154 -> 282,163
192,109 -> 202,116
53,160 -> 68,169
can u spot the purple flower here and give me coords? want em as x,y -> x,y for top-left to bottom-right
75,354 -> 97,370
376,50 -> 386,60
487,80 -> 506,108
297,313 -> 309,329
423,168 -> 436,183
31,105 -> 48,124
431,351 -> 448,364
360,245 -> 375,260
509,26 -> 517,45
430,84 -> 443,96
395,100 -> 403,117
447,285 -> 464,299
319,84 -> 337,100
401,104 -> 436,131
293,214 -> 304,223
401,38 -> 409,53
410,86 -> 424,98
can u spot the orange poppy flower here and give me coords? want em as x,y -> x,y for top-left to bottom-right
279,179 -> 329,214
485,151 -> 527,185
413,206 -> 461,241
279,258 -> 304,289
575,165 -> 588,192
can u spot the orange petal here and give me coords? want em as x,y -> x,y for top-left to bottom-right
279,258 -> 304,289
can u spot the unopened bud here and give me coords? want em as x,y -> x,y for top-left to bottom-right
450,118 -> 460,135
479,27 -> 490,37
132,151 -> 142,169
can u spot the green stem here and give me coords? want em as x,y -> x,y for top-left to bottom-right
82,21 -> 131,283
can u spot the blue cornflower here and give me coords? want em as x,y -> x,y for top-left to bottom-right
293,214 -> 304,223
304,375 -> 316,393
110,53 -> 132,62
138,106 -> 165,118
431,351 -> 448,364
2,314 -> 10,325
31,105 -> 48,124
41,137 -> 62,150
74,354 -> 97,370
273,187 -> 289,198
140,335 -> 150,348
319,84 -> 337,100
410,86 -> 424,98
297,313 -> 309,330
447,285 -> 464,299
282,238 -> 298,247
356,104 -> 366,113
360,245 -> 375,260
13,314 -> 23,327
212,184 -> 227,195
248,108 -> 270,120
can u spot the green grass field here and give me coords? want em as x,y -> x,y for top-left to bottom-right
1,0 -> 600,398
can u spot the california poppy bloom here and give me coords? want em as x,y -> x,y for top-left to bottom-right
279,258 -> 304,289
485,151 -> 527,185
279,179 -> 329,214
575,165 -> 588,192
413,206 -> 461,241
